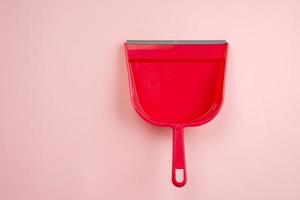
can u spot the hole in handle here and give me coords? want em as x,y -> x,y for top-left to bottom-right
172,168 -> 186,187
175,169 -> 184,182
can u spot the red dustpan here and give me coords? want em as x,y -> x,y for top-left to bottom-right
124,40 -> 228,187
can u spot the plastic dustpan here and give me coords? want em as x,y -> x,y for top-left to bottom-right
124,40 -> 228,187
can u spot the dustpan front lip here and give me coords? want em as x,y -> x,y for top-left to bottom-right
126,40 -> 227,45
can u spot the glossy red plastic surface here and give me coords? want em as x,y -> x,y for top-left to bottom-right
124,41 -> 228,187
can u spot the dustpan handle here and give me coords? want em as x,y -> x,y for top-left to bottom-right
172,125 -> 187,187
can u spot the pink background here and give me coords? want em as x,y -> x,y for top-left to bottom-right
1,0 -> 300,199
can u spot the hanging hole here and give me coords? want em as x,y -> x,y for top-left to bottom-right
175,169 -> 184,182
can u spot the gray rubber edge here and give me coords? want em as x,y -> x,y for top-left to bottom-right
126,40 -> 227,44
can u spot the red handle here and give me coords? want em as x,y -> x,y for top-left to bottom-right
172,125 -> 187,187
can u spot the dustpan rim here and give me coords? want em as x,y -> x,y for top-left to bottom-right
126,40 -> 227,45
